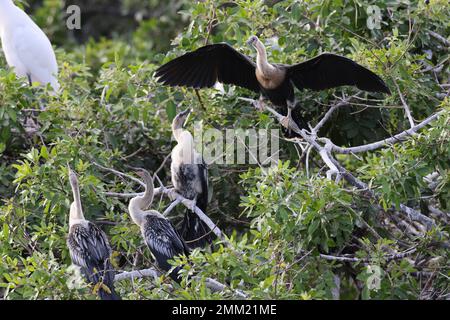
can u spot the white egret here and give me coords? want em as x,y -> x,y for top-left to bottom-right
0,0 -> 59,92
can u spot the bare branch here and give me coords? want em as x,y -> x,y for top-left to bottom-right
325,109 -> 445,154
114,268 -> 247,298
319,248 -> 417,263
251,99 -> 440,230
94,162 -> 145,187
163,198 -> 182,216
312,94 -> 360,134
165,188 -> 227,242
429,30 -> 450,47
104,191 -> 143,198
394,81 -> 415,128
114,268 -> 160,282
97,163 -> 229,245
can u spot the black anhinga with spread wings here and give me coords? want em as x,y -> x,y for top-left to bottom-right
171,109 -> 214,249
155,35 -> 390,131
128,169 -> 189,282
66,167 -> 120,300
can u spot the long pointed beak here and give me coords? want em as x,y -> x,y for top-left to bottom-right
67,163 -> 74,176
179,109 -> 191,117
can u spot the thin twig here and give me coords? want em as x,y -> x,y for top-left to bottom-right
394,80 -> 415,128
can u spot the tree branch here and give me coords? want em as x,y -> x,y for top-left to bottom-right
394,81 -> 415,128
429,30 -> 450,47
252,99 -> 441,230
324,109 -> 445,154
114,268 -> 248,298
312,94 -> 361,134
319,247 -> 417,263
96,164 -> 229,245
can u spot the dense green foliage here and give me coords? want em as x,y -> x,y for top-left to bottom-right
0,0 -> 449,300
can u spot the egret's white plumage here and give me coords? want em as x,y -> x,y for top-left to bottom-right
0,0 -> 59,92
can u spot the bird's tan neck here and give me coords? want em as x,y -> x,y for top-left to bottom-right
255,42 -> 275,77
254,41 -> 284,89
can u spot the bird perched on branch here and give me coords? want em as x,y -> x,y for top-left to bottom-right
66,167 -> 120,300
171,109 -> 214,248
0,0 -> 59,92
155,35 -> 390,133
128,169 -> 189,282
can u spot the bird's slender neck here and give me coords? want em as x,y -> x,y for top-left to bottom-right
172,130 -> 195,165
172,117 -> 196,163
172,119 -> 187,143
255,40 -> 274,76
69,179 -> 85,225
172,127 -> 184,143
129,174 -> 154,226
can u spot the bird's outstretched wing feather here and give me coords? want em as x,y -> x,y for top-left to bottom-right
155,43 -> 260,93
287,53 -> 390,94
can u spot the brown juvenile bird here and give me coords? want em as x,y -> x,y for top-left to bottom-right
155,35 -> 390,131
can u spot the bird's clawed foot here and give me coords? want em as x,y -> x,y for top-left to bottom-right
280,99 -> 299,131
182,198 -> 197,212
280,115 -> 293,130
326,169 -> 342,183
253,96 -> 266,112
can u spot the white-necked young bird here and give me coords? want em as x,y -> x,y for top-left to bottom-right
170,109 -> 214,248
66,167 -> 120,300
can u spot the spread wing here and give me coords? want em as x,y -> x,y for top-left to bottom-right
287,53 -> 390,94
155,43 -> 260,93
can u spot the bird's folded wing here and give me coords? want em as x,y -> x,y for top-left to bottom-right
144,216 -> 188,260
155,43 -> 260,93
287,53 -> 390,94
68,223 -> 111,270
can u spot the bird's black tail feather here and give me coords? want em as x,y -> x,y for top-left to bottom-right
86,262 -> 121,300
180,194 -> 215,249
169,265 -> 184,283
98,287 -> 121,300
180,211 -> 214,248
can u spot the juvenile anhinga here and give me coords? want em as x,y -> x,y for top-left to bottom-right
128,169 -> 189,282
66,168 -> 120,300
155,36 -> 390,130
171,109 -> 213,248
